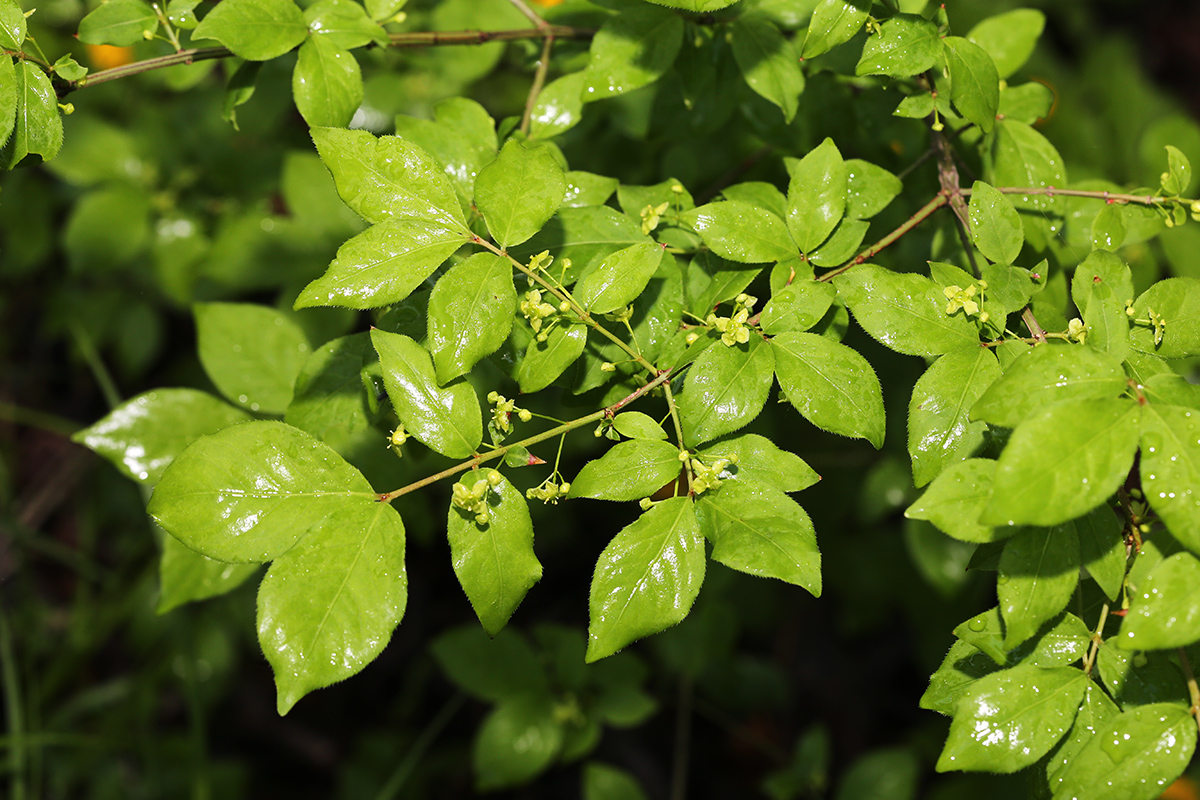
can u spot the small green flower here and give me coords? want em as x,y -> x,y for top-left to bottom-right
451,471 -> 502,525
1067,317 -> 1087,343
943,284 -> 979,316
640,201 -> 671,235
520,289 -> 557,333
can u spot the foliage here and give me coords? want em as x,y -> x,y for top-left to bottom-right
5,0 -> 1200,796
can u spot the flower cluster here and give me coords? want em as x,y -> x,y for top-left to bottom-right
707,293 -> 757,347
527,476 -> 571,504
520,289 -> 558,339
1067,317 -> 1088,343
487,391 -> 531,437
387,424 -> 408,455
943,284 -> 979,316
451,470 -> 503,526
640,201 -> 670,235
688,452 -> 737,495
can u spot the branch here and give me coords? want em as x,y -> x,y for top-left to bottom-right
520,33 -> 554,136
818,193 -> 949,282
506,0 -> 549,30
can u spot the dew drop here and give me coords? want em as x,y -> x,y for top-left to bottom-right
968,616 -> 988,632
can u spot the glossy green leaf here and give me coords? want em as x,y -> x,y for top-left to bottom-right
678,336 -> 775,447
1073,248 -> 1135,308
1097,644 -> 1188,708
936,664 -> 1087,773
474,695 -> 563,790
1129,277 -> 1200,358
583,762 -> 648,800
512,206 -> 648,288
954,607 -> 1010,665
966,9 -> 1045,80
148,421 -> 378,562
77,0 -> 158,46
0,0 -> 26,48
516,321 -> 588,393
303,0 -> 387,49
640,0 -> 736,10
785,138 -> 846,253
474,139 -> 566,248
157,534 -> 260,614
394,98 -> 498,213
447,473 -> 541,635
800,0 -> 869,60
721,182 -> 787,218
310,127 -> 467,228
998,524 -> 1080,648
731,15 -> 804,123
808,217 -> 869,267
771,331 -> 885,447
258,500 -> 406,714
1091,205 -> 1128,252
74,389 -> 251,485
1161,145 -> 1192,196
695,433 -> 818,494
943,37 -> 1000,133
1018,612 -> 1091,668
192,0 -> 307,60
695,480 -> 820,595
195,302 -> 310,415
681,202 -> 798,264
845,159 -> 902,219
574,242 -> 664,314
1076,504 -> 1127,601
2,62 -> 63,168
612,412 -> 667,441
1118,552 -> 1200,650
906,459 -> 1004,544
285,333 -> 378,452
1140,404 -> 1200,554
921,639 -> 1003,716
570,440 -> 682,502
968,181 -> 1024,264
761,280 -> 837,335
984,399 -> 1141,527
1045,683 -> 1119,793
998,81 -> 1054,124
855,14 -> 941,78
431,626 -> 549,701
587,497 -> 705,662
427,253 -> 515,383
1053,704 -> 1196,800
292,36 -> 362,128
834,265 -> 981,357
564,171 -> 619,208
0,57 -> 14,151
908,345 -> 1002,487
530,71 -> 585,140
371,330 -> 481,458
986,120 -> 1067,246
894,92 -> 933,119
971,344 -> 1127,428
581,5 -> 683,102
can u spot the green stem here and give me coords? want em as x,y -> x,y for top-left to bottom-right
69,323 -> 121,410
662,380 -> 692,495
379,369 -> 673,502
505,0 -> 549,30
1082,603 -> 1109,676
520,33 -> 554,136
819,193 -> 949,282
0,608 -> 26,800
1178,648 -> 1200,736
0,401 -> 78,437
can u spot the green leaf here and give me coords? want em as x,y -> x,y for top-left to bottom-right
1045,684 -> 1119,794
998,524 -> 1080,648
1129,277 -> 1200,358
2,62 -> 63,169
908,344 -> 1002,487
295,217 -> 469,310
77,0 -> 158,46
1018,612 -> 1091,668
921,639 -> 1003,716
730,15 -> 804,124
966,9 -> 1045,80
447,473 -> 541,635
834,748 -> 918,800
833,265 -> 981,357
1118,552 -> 1200,650
785,138 -> 847,253
985,120 -> 1067,248
587,497 -> 705,661
310,127 -> 467,228
1097,644 -> 1188,708
581,5 -> 684,102
292,36 -> 362,128
74,389 -> 251,485
697,433 -> 819,493
516,321 -> 588,393
907,459 -> 1006,544
363,0 -> 401,22
148,421 -> 378,562
953,607 -> 1010,665
612,412 -> 667,441
258,500 -> 406,714
808,217 -> 869,268
1076,504 -> 1127,602
512,206 -> 648,288
395,98 -> 498,213
942,37 -> 1000,133
761,280 -> 837,335
640,0 -> 736,11
0,57 -> 14,151
678,336 -> 775,447
474,139 -> 566,248
431,626 -> 549,701
845,159 -> 902,219
984,399 -> 1141,527
1091,205 -> 1128,252
1053,704 -> 1196,800
583,762 -> 648,800
800,0 -> 869,60
192,0 -> 307,61
855,13 -> 942,78
427,253 -> 515,383
935,664 -> 1087,773
303,0 -> 387,50
681,202 -> 799,264
371,330 -> 481,459
998,81 -> 1054,124
530,71 -> 585,141
474,695 -> 563,790
157,535 -> 259,614
893,92 -> 933,119
574,242 -> 665,314
1073,249 -> 1135,308
1161,145 -> 1192,196
971,343 -> 1127,428
695,480 -> 820,595
968,181 -> 1024,264
195,302 -> 311,415
564,171 -> 619,208
771,331 -> 885,447
284,333 -> 378,452
570,440 -> 682,502
1140,404 -> 1200,554
0,0 -> 26,49
721,182 -> 787,218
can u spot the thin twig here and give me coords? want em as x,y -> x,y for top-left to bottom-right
1179,648 -> 1200,736
1082,603 -> 1109,676
818,193 -> 949,282
372,694 -> 466,800
505,0 -> 549,30
520,34 -> 554,136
